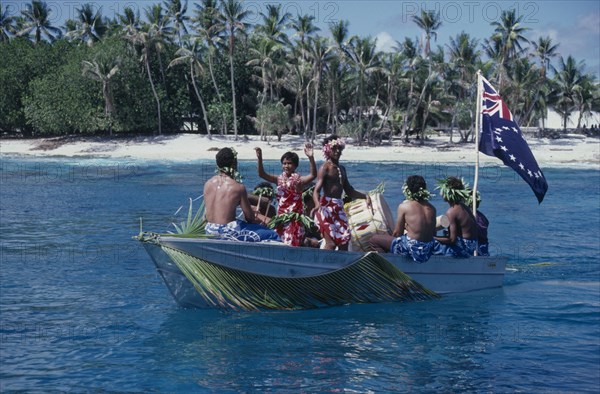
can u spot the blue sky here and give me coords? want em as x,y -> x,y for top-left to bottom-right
7,0 -> 600,76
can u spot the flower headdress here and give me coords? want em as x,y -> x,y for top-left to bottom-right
322,138 -> 346,159
435,177 -> 470,204
215,147 -> 243,183
253,185 -> 275,200
464,188 -> 481,208
402,183 -> 431,201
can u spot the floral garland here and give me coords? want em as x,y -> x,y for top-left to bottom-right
253,186 -> 275,200
267,212 -> 314,230
464,188 -> 481,208
301,185 -> 315,201
322,138 -> 346,159
402,183 -> 431,201
435,177 -> 470,203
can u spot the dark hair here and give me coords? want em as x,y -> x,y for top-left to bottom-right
254,182 -> 274,192
406,175 -> 427,194
323,134 -> 340,146
447,176 -> 464,190
216,147 -> 236,169
281,151 -> 299,167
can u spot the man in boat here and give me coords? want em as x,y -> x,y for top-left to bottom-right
369,175 -> 437,263
312,135 -> 371,250
465,189 -> 490,256
433,177 -> 478,257
203,147 -> 280,242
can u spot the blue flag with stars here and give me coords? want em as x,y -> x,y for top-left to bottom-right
479,76 -> 548,203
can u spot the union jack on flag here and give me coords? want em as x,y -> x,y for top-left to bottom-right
479,75 -> 548,203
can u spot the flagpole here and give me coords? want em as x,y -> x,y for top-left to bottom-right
473,71 -> 482,256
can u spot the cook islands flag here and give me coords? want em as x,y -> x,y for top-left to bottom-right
479,75 -> 548,203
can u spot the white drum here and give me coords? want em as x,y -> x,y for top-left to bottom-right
345,193 -> 394,252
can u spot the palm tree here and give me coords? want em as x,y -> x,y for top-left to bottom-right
574,73 -> 598,130
345,35 -> 381,143
117,6 -> 140,35
125,29 -> 162,135
164,0 -> 189,46
489,9 -> 530,88
307,36 -> 332,139
554,55 -> 586,131
65,3 -> 106,46
290,14 -> 320,57
396,36 -> 421,142
522,36 -> 560,124
411,10 -> 441,58
531,36 -> 559,80
144,4 -> 175,88
169,38 -> 212,137
18,0 -> 61,43
256,4 -> 290,46
219,0 -> 251,140
82,57 -> 120,135
327,20 -> 351,131
246,36 -> 282,105
0,3 -> 16,41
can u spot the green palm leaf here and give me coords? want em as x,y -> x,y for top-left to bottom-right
161,246 -> 439,311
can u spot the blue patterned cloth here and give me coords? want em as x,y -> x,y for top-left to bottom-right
434,236 -> 478,258
390,235 -> 436,263
205,220 -> 280,242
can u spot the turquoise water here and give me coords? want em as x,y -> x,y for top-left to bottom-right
1,156 -> 599,392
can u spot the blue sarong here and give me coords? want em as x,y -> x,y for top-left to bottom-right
205,220 -> 280,242
434,236 -> 478,258
390,235 -> 435,263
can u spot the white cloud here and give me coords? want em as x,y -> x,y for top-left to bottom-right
375,32 -> 397,53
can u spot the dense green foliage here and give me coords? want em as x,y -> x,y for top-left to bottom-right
0,1 -> 598,139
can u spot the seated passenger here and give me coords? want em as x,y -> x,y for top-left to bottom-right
433,177 -> 478,257
203,147 -> 280,242
465,190 -> 490,256
248,182 -> 277,223
370,175 -> 437,263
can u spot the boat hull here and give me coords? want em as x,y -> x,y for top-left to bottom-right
142,237 -> 506,309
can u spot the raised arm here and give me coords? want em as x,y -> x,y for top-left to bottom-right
299,143 -> 317,185
254,147 -> 278,183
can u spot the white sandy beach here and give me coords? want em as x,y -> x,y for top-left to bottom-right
1,133 -> 598,168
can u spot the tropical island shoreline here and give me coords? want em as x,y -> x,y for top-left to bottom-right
1,133 -> 598,168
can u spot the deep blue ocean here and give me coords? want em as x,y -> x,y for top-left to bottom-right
1,154 -> 599,392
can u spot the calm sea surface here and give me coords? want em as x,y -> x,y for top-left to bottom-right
1,155 -> 599,392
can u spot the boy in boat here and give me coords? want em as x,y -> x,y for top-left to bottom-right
248,182 -> 277,223
255,143 -> 317,246
433,176 -> 478,257
370,175 -> 437,263
312,135 -> 371,250
203,147 -> 280,242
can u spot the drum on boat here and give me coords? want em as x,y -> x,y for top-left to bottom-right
345,192 -> 394,252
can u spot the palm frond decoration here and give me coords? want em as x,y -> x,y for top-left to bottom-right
267,212 -> 314,230
169,198 -> 208,237
161,246 -> 439,311
370,181 -> 386,195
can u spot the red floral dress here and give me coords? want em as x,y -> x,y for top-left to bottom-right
276,172 -> 305,246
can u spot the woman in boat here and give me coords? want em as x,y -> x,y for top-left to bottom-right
465,189 -> 490,256
255,143 -> 317,246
